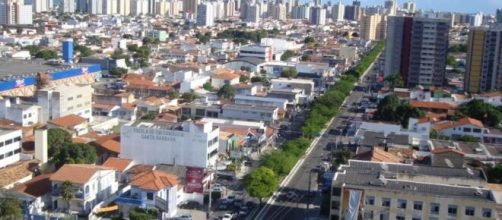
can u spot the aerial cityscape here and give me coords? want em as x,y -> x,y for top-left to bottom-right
0,0 -> 500,219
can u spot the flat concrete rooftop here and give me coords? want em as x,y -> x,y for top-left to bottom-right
0,59 -> 93,78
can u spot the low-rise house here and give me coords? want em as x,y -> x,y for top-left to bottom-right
50,164 -> 118,215
211,69 -> 240,88
135,97 -> 178,114
433,117 -> 488,139
0,97 -> 42,127
116,170 -> 180,219
12,173 -> 53,217
410,100 -> 455,114
102,157 -> 134,183
47,114 -> 89,136
0,128 -> 23,168
181,102 -> 279,124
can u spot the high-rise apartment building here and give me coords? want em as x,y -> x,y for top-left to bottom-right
0,0 -> 32,25
57,0 -> 75,12
468,12 -> 483,27
360,14 -> 386,41
402,1 -> 415,13
182,0 -> 199,15
384,16 -> 450,87
291,4 -> 310,20
33,0 -> 48,12
117,0 -> 130,15
196,2 -> 214,27
309,6 -> 325,26
384,0 -> 396,16
497,9 -> 502,24
245,3 -> 259,23
223,0 -> 234,17
131,0 -> 148,15
344,1 -> 360,21
271,3 -> 286,21
465,26 -> 502,93
332,0 -> 344,21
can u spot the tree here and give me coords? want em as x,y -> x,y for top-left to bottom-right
280,50 -> 296,61
261,151 -> 297,176
280,68 -> 298,78
304,36 -> 315,44
109,67 -> 128,77
35,49 -> 58,60
167,89 -> 180,99
334,148 -> 351,165
243,167 -> 279,205
457,135 -> 479,143
23,45 -> 41,56
181,92 -> 199,102
203,82 -> 214,91
0,197 -> 21,219
384,74 -> 404,88
51,143 -> 97,168
239,75 -> 249,82
447,55 -> 459,68
47,128 -> 72,157
301,54 -> 311,61
449,44 -> 467,53
129,208 -> 158,220
74,44 -> 95,57
217,84 -> 236,99
372,95 -> 401,122
195,32 -> 211,44
140,112 -> 156,120
487,165 -> 502,183
60,181 -> 74,212
459,99 -> 502,127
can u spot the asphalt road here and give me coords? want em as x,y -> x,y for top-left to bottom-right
256,55 -> 381,220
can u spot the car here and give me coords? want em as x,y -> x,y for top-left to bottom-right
177,215 -> 192,220
239,206 -> 249,216
221,213 -> 233,220
218,202 -> 229,210
233,199 -> 244,208
226,195 -> 236,203
328,129 -> 340,135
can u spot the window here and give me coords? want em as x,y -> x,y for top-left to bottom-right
412,218 -> 421,220
14,136 -> 21,142
28,113 -> 32,117
0,154 -> 4,159
332,187 -> 341,196
5,139 -> 12,145
430,203 -> 440,215
382,198 -> 391,207
23,114 -> 27,119
67,97 -> 73,101
396,216 -> 405,220
473,128 -> 482,133
195,109 -> 205,117
0,142 -> 4,147
482,208 -> 492,218
365,196 -> 375,205
465,206 -> 475,216
414,201 -> 423,210
146,192 -> 154,200
448,205 -> 457,216
85,185 -> 89,193
77,94 -> 82,98
463,127 -> 472,132
182,108 -> 191,115
6,151 -> 13,157
331,201 -> 340,209
398,199 -> 407,209
14,148 -> 20,154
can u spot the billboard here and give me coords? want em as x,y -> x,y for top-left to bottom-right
185,167 -> 205,193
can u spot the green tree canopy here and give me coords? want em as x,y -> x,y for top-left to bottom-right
457,135 -> 479,143
203,82 -> 214,91
167,89 -> 180,99
373,95 -> 424,127
301,54 -> 311,61
243,167 -> 279,204
217,84 -> 236,99
48,128 -> 72,157
52,143 -> 97,168
459,99 -> 502,127
280,68 -> 298,78
181,92 -> 199,102
129,208 -> 158,220
261,151 -> 297,176
239,75 -> 249,82
109,67 -> 128,77
384,74 -> 404,88
304,36 -> 315,44
35,49 -> 58,60
23,45 -> 41,56
487,165 -> 502,183
195,32 -> 211,44
280,50 -> 296,61
74,44 -> 95,57
0,197 -> 22,219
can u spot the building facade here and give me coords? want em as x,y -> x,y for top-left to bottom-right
120,120 -> 219,168
360,14 -> 386,41
330,160 -> 501,220
0,129 -> 22,168
37,84 -> 93,123
384,16 -> 450,87
309,6 -> 326,26
465,25 -> 502,93
196,2 -> 214,27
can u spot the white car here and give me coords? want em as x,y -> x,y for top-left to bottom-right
221,213 -> 233,220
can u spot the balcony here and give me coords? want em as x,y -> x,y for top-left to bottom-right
115,191 -> 145,206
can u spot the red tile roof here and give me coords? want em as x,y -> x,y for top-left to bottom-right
102,157 -> 133,172
353,148 -> 402,163
47,114 -> 87,129
14,173 -> 52,197
433,117 -> 484,130
410,100 -> 455,110
130,170 -> 179,191
50,164 -> 111,185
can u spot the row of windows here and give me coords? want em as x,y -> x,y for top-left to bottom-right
0,148 -> 21,160
0,136 -> 21,147
365,196 -> 492,218
66,94 -> 84,101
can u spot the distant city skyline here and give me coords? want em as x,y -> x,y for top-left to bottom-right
319,0 -> 502,14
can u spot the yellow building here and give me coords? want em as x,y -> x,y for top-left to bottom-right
330,160 -> 501,220
360,14 -> 387,41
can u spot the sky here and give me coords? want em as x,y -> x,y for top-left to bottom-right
338,0 -> 502,14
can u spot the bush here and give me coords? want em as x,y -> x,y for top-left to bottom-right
129,208 -> 158,220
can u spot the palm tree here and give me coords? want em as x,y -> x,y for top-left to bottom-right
60,181 -> 74,213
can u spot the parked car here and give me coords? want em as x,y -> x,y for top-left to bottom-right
239,206 -> 249,216
221,213 -> 233,220
177,214 -> 192,220
286,191 -> 298,200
